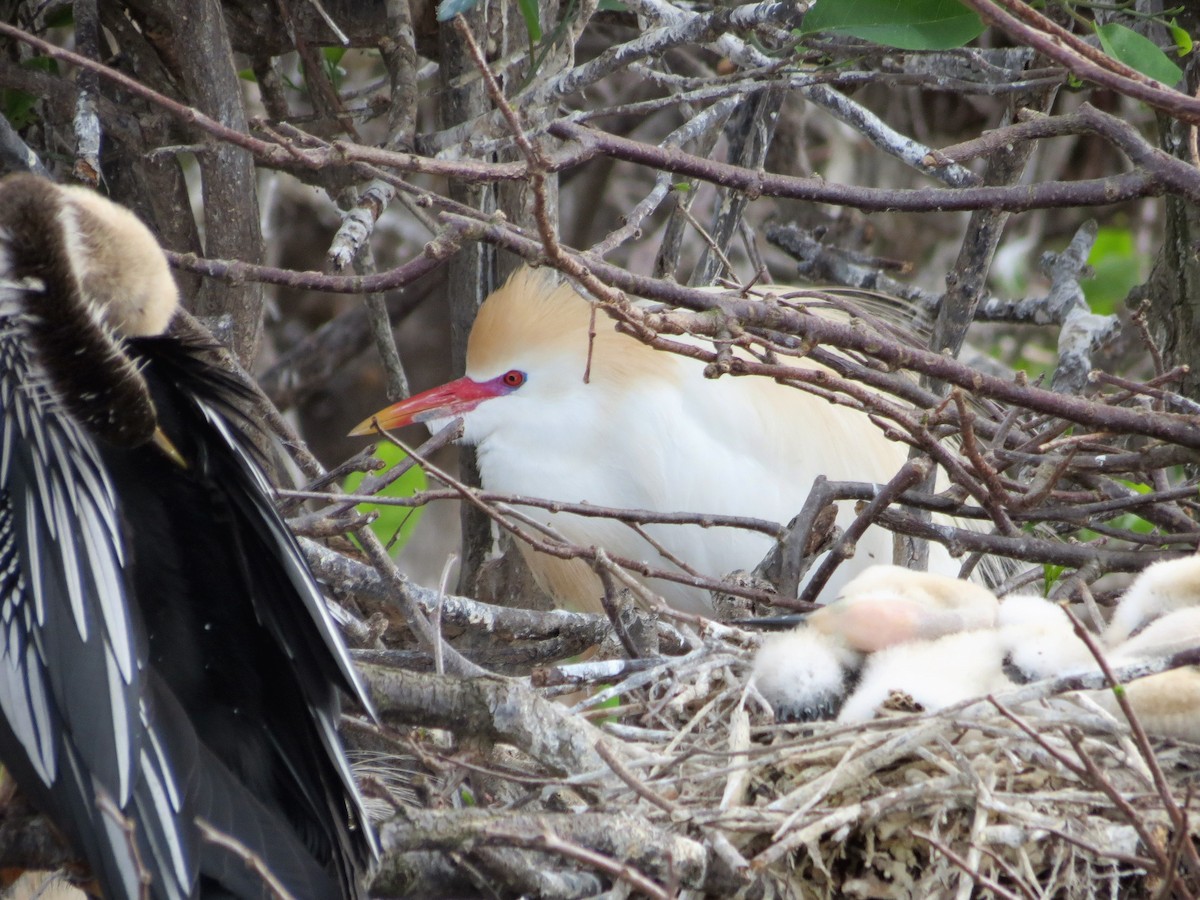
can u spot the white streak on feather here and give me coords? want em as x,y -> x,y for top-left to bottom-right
138,744 -> 191,889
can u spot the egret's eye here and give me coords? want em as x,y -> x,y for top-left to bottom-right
502,370 -> 526,388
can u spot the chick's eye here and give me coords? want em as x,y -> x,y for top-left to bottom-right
503,370 -> 526,388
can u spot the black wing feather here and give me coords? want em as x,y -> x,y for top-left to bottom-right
0,174 -> 373,899
0,330 -> 374,899
0,327 -> 195,899
119,334 -> 377,896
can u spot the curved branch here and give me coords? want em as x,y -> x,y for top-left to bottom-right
960,0 -> 1200,125
548,121 -> 1181,211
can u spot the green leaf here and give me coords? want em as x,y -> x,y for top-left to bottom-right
23,56 -> 57,74
597,0 -> 627,10
437,0 -> 481,22
1104,480 -> 1156,537
321,46 -> 348,88
1096,22 -> 1183,85
1043,563 -> 1066,596
517,0 -> 543,42
2,58 -> 58,130
1,89 -> 38,130
1169,19 -> 1193,57
800,0 -> 984,51
1083,226 -> 1144,315
343,441 -> 427,554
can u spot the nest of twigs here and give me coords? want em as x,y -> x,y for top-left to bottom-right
354,613 -> 1200,900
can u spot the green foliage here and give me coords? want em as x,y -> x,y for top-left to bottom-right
2,57 -> 57,130
518,0 -> 543,43
592,688 -> 623,726
800,0 -> 984,51
1106,479 -> 1157,537
266,47 -> 351,93
343,441 -> 427,554
1169,19 -> 1193,57
322,46 -> 349,89
597,0 -> 627,10
2,88 -> 38,131
1095,22 -> 1183,85
1043,563 -> 1066,596
1076,480 -> 1159,546
1083,226 -> 1144,315
520,0 -> 590,90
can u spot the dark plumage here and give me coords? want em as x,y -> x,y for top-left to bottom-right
0,173 -> 376,898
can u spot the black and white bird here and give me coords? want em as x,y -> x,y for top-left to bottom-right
0,173 -> 376,898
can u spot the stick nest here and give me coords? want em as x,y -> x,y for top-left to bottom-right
365,625 -> 1200,899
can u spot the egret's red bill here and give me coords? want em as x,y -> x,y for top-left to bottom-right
349,376 -> 505,435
